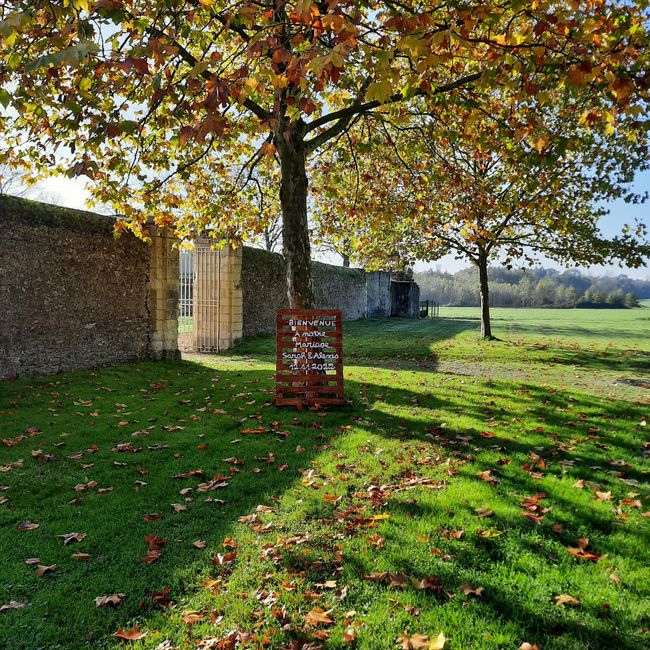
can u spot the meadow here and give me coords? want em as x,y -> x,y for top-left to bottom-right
0,305 -> 648,649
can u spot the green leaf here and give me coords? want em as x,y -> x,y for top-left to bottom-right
366,79 -> 393,103
24,40 -> 99,73
0,87 -> 11,109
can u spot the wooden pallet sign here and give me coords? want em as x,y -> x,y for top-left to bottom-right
275,309 -> 344,407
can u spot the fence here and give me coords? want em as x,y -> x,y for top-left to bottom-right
419,300 -> 440,318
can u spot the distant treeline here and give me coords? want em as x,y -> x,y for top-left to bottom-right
414,267 -> 648,308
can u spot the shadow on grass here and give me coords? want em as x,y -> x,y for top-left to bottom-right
0,349 -> 647,649
230,317 -> 479,366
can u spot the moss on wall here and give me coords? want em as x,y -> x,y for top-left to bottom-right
0,194 -> 115,234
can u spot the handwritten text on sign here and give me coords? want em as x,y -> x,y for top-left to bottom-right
282,317 -> 340,371
275,309 -> 344,407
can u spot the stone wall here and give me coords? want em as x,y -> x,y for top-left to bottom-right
0,195 -> 178,379
241,246 -> 392,337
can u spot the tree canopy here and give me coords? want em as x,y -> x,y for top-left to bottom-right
1,1 -> 648,306
310,88 -> 649,336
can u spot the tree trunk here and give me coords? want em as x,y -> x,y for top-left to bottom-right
341,253 -> 350,268
277,127 -> 314,309
477,252 -> 493,339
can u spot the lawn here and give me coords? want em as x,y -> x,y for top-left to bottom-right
1,307 -> 648,649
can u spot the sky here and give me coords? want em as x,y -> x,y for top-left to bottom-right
34,168 -> 650,280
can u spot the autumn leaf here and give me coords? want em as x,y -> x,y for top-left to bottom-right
112,625 -> 147,641
193,540 -> 207,549
430,633 -> 447,650
57,532 -> 86,545
212,551 -> 237,565
459,584 -> 484,597
475,507 -> 494,518
35,564 -> 57,576
553,594 -> 580,606
399,632 -> 446,649
476,470 -> 499,484
72,552 -> 91,561
304,607 -> 334,626
181,610 -> 205,624
0,601 -> 26,613
566,537 -> 606,562
18,521 -> 39,532
95,593 -> 125,608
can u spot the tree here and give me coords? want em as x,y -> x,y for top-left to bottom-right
1,1 -> 648,307
311,87 -> 649,336
624,291 -> 640,308
311,212 -> 356,267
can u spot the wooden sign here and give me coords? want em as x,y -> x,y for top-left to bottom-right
275,309 -> 344,407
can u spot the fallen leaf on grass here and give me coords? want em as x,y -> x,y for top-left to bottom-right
304,607 -> 334,626
0,601 -> 26,612
95,593 -> 125,608
476,528 -> 503,538
459,584 -> 484,597
476,470 -> 499,484
18,521 -> 39,532
35,564 -> 57,576
367,533 -> 385,548
171,503 -> 187,512
57,532 -> 86,545
144,513 -> 163,521
24,558 -> 40,565
181,610 -> 205,624
399,632 -> 446,649
553,594 -> 580,606
72,552 -> 91,561
343,621 -> 364,643
112,625 -> 147,641
212,551 -> 237,565
143,534 -> 166,563
197,478 -> 229,492
520,644 -> 540,650
566,538 -> 606,562
595,491 -> 612,501
238,514 -> 260,524
193,540 -> 207,549
475,508 -> 494,518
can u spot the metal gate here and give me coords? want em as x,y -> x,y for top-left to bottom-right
178,248 -> 195,352
177,241 -> 241,353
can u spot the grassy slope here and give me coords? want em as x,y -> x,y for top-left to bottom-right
0,307 -> 648,649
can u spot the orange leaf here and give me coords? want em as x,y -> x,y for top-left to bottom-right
112,625 -> 147,641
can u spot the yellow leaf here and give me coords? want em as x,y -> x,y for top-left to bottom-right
366,79 -> 393,103
430,633 -> 447,650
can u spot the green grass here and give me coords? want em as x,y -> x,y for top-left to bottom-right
1,307 -> 649,649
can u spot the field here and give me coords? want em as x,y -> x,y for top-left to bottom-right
0,306 -> 648,649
